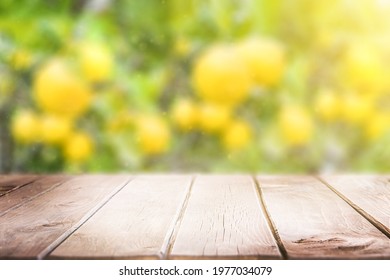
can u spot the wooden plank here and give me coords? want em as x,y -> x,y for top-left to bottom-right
257,176 -> 390,259
0,175 -> 130,259
0,175 -> 69,216
170,175 -> 281,259
0,175 -> 38,196
319,175 -> 390,236
49,175 -> 192,259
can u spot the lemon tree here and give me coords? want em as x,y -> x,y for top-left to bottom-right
2,0 -> 390,173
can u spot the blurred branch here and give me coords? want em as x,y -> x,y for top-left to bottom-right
0,72 -> 28,173
0,102 -> 14,173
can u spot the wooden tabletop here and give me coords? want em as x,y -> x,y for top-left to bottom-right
0,174 -> 389,260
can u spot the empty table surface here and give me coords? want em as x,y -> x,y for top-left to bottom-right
0,174 -> 389,259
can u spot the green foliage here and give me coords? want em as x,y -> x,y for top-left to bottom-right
0,0 -> 389,173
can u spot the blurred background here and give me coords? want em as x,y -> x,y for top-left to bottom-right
0,0 -> 389,174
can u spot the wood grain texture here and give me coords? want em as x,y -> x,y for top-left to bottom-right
0,175 -> 130,259
0,175 -> 38,196
170,175 -> 280,259
257,176 -> 390,259
49,175 -> 192,259
0,176 -> 69,216
320,175 -> 390,236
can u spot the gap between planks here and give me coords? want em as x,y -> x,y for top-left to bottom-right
252,176 -> 288,260
48,175 -> 194,259
256,175 -> 390,259
317,176 -> 390,239
168,175 -> 281,259
38,177 -> 134,259
160,175 -> 195,259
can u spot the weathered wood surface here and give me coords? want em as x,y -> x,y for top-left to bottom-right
170,175 -> 280,259
0,175 -> 130,259
0,174 -> 389,260
320,175 -> 390,237
0,175 -> 39,196
0,176 -> 69,216
256,176 -> 390,259
50,175 -> 192,259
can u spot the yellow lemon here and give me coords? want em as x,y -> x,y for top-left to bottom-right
40,114 -> 72,145
79,43 -> 113,83
237,37 -> 285,86
192,44 -> 252,106
364,112 -> 389,141
11,110 -> 40,143
278,105 -> 313,146
170,98 -> 198,131
136,115 -> 171,155
198,103 -> 231,133
344,44 -> 386,92
34,58 -> 92,118
314,88 -> 341,122
341,93 -> 374,124
64,132 -> 94,162
222,120 -> 252,151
